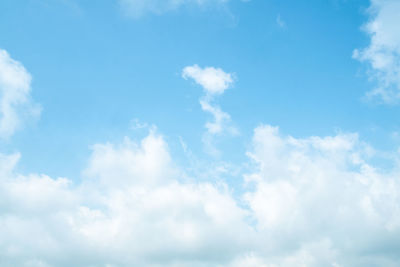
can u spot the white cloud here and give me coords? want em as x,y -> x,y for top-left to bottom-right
182,64 -> 234,95
242,124 -> 400,266
1,48 -> 400,266
0,130 -> 252,267
199,99 -> 232,134
0,49 -> 41,139
182,65 -> 237,155
83,131 -> 175,187
1,125 -> 400,266
119,0 -> 229,18
353,0 -> 400,103
199,98 -> 238,156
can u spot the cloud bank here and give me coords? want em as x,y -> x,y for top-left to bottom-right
0,132 -> 251,267
1,30 -> 400,265
2,123 -> 400,266
353,0 -> 400,103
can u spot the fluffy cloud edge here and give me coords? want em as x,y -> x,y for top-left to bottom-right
0,49 -> 41,139
353,0 -> 400,103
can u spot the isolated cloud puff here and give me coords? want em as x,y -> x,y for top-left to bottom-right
182,64 -> 234,95
0,49 -> 40,139
119,0 -> 229,18
353,0 -> 400,102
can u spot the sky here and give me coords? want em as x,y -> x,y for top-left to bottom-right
1,0 -> 400,266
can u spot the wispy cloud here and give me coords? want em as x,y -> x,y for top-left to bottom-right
276,13 -> 286,28
183,64 -> 237,155
0,49 -> 41,139
353,0 -> 400,103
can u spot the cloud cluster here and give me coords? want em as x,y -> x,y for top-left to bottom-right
0,49 -> 40,139
2,123 -> 400,266
0,132 -> 252,267
1,29 -> 400,265
119,0 -> 229,18
353,0 -> 400,102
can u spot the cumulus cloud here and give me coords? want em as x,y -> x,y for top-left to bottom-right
1,49 -> 400,266
0,131 -> 252,267
119,0 -> 229,18
242,125 -> 400,266
1,124 -> 400,266
0,49 -> 41,139
84,132 -> 174,187
353,0 -> 400,102
182,65 -> 234,95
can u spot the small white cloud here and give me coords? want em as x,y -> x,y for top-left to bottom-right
182,64 -> 234,95
0,49 -> 41,139
183,64 -> 237,155
353,0 -> 400,103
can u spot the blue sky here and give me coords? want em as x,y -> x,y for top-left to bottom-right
1,0 -> 400,266
1,0 -> 384,177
